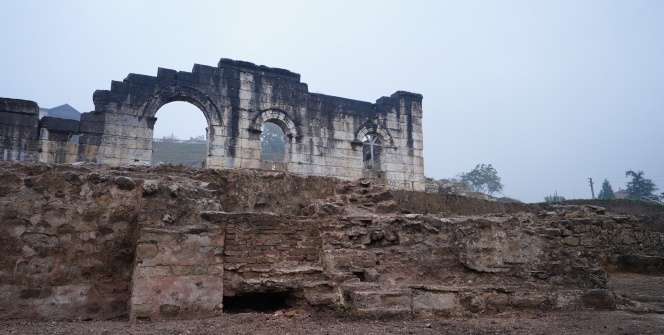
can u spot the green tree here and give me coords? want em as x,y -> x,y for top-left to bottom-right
625,170 -> 658,199
597,179 -> 615,199
459,164 -> 504,196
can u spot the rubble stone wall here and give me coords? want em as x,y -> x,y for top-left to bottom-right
540,206 -> 664,273
1,163 -> 663,321
560,199 -> 664,233
0,164 -> 139,319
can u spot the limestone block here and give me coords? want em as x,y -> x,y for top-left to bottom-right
135,265 -> 173,278
348,289 -> 412,312
413,291 -> 456,312
130,274 -> 223,321
208,145 -> 226,157
209,127 -> 229,138
305,293 -> 339,306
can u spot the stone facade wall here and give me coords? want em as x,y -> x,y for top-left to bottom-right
0,57 -> 425,190
0,98 -> 39,162
38,116 -> 82,164
85,58 -> 425,190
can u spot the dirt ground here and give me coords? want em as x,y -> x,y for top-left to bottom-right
2,310 -> 663,335
2,273 -> 663,335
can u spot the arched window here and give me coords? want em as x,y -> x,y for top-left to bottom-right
260,121 -> 286,163
362,133 -> 382,170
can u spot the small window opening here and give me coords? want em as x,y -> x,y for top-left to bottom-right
260,122 -> 286,163
223,292 -> 293,313
362,133 -> 382,170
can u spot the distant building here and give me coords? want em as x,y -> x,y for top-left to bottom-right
188,135 -> 206,143
614,188 -> 628,199
38,104 -> 81,121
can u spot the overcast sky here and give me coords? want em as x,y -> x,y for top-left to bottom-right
2,0 -> 663,202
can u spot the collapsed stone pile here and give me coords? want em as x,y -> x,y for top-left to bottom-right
0,162 -> 662,321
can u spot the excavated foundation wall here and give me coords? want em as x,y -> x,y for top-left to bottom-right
1,162 -> 663,321
0,164 -> 138,319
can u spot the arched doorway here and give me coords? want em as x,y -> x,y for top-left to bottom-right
259,121 -> 287,170
152,101 -> 209,167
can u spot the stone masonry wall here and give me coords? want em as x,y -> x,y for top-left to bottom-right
0,98 -> 99,165
0,98 -> 39,162
1,57 -> 425,191
130,225 -> 225,322
1,162 -> 663,321
0,164 -> 139,319
540,205 -> 664,273
37,116 -> 82,164
86,58 -> 424,190
216,213 -> 333,307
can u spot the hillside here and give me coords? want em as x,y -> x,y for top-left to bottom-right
151,141 -> 207,167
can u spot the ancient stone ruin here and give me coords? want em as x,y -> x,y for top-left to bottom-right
0,58 -> 424,191
1,162 -> 662,321
2,58 -> 663,324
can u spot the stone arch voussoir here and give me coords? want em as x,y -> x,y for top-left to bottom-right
250,109 -> 300,139
141,86 -> 222,126
355,123 -> 394,147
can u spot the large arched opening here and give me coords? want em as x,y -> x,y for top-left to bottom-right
152,101 -> 209,167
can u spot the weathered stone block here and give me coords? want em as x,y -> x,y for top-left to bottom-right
413,291 -> 456,311
305,293 -> 339,306
563,236 -> 580,246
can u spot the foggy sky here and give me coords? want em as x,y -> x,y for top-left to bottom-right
2,0 -> 663,203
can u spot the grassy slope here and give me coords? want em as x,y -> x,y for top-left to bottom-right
152,141 -> 207,167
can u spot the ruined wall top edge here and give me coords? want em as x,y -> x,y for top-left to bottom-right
40,116 -> 81,133
0,97 -> 39,115
217,58 -> 300,81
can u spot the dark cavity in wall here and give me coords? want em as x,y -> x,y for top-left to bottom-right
352,271 -> 366,282
223,291 -> 295,313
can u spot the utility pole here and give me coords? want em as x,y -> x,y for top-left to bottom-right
588,178 -> 595,199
